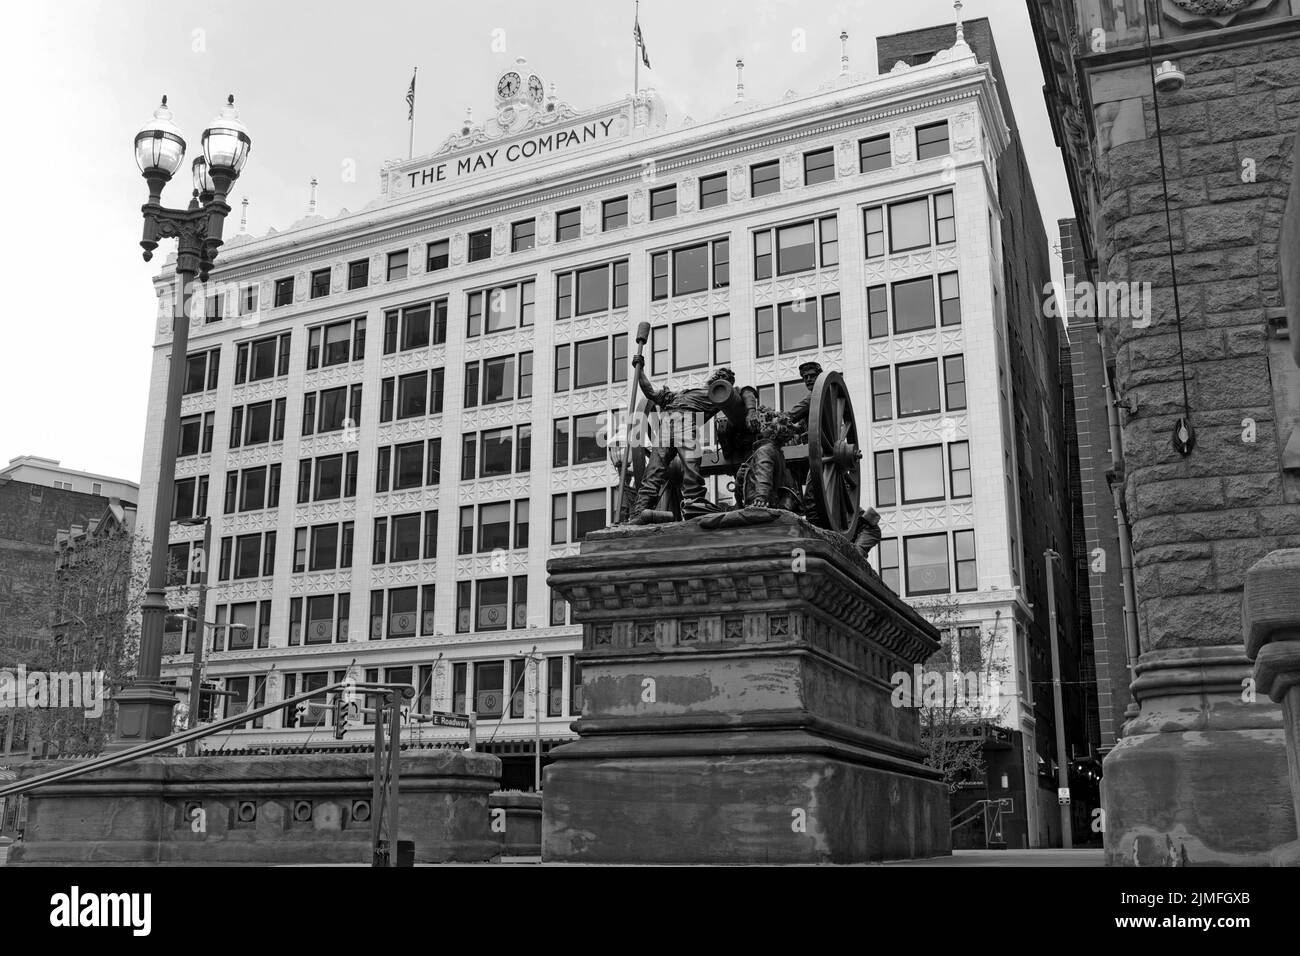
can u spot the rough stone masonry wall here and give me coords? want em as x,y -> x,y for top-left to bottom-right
1098,39 -> 1300,651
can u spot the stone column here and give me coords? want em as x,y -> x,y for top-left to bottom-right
1089,45 -> 1300,866
1243,549 -> 1300,866
542,513 -> 950,864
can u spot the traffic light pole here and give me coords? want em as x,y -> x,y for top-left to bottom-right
1044,550 -> 1073,850
185,517 -> 212,756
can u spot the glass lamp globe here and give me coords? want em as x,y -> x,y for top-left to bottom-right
192,155 -> 214,194
201,95 -> 251,173
134,96 -> 187,177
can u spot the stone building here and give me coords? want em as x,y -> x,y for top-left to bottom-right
1028,0 -> 1300,864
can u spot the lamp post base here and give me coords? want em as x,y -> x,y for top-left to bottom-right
105,684 -> 178,754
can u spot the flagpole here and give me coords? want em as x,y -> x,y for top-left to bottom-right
408,67 -> 417,160
634,0 -> 640,95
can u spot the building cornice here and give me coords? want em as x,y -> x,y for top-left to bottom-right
152,54 -> 1005,291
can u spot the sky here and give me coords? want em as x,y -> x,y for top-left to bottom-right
0,0 -> 1072,485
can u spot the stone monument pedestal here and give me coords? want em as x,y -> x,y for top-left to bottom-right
543,512 -> 950,863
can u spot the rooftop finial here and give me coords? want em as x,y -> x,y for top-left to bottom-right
840,31 -> 850,76
954,0 -> 966,47
735,57 -> 745,102
240,195 -> 249,233
308,177 -> 318,216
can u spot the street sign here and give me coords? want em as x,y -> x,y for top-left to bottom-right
1058,787 -> 1071,806
425,711 -> 471,729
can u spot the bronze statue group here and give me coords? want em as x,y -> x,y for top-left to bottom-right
617,357 -> 882,562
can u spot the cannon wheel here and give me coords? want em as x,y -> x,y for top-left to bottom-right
807,371 -> 862,532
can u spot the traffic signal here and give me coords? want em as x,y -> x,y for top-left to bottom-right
333,696 -> 348,740
197,681 -> 219,722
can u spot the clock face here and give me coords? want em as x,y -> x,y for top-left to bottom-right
497,72 -> 521,99
528,75 -> 544,104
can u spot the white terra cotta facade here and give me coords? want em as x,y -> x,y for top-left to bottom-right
138,40 -> 1042,799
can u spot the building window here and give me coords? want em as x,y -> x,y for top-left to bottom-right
753,217 -> 836,280
889,197 -> 931,253
672,318 -> 709,372
383,300 -> 447,354
803,147 -> 834,185
178,411 -> 215,457
184,348 -> 221,394
650,241 -> 728,301
896,360 -> 941,418
904,533 -> 949,595
468,228 -> 492,262
863,206 -> 884,259
602,196 -> 628,231
699,172 -> 728,209
555,207 -> 581,242
234,331 -> 291,384
554,336 -> 625,392
751,160 -> 780,197
477,579 -> 511,632
347,258 -> 369,290
310,268 -> 331,299
570,658 -> 583,716
871,366 -> 892,421
172,475 -> 208,520
387,250 -> 409,281
556,260 -> 629,318
551,488 -> 608,543
547,656 -> 564,715
466,280 -> 534,336
427,238 -> 449,271
874,451 -> 896,508
859,134 -> 890,172
900,445 -> 945,503
755,296 -> 837,358
954,529 -> 977,592
949,442 -> 971,499
650,184 -> 676,221
241,283 -> 259,315
867,285 -> 889,339
893,276 -> 936,335
511,218 -> 536,252
916,120 -> 950,161
944,355 -> 967,410
939,272 -> 961,326
228,398 -> 286,448
219,531 -> 275,581
878,539 -> 900,593
273,276 -> 294,307
307,317 -> 365,369
935,192 -> 956,245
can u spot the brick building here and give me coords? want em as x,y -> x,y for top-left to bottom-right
878,19 -> 1091,846
1029,0 -> 1300,864
0,476 -> 135,755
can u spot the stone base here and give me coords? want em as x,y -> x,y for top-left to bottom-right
8,750 -> 501,865
1102,646 -> 1296,866
543,736 -> 949,864
543,513 -> 951,865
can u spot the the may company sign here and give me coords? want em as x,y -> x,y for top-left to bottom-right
405,117 -> 619,190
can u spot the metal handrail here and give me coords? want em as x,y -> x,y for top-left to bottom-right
0,681 -> 414,800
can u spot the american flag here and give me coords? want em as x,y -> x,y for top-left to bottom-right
406,69 -> 417,120
634,18 -> 651,69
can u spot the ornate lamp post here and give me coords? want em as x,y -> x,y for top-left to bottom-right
112,95 -> 250,749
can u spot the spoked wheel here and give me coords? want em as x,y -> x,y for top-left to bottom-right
806,371 -> 862,532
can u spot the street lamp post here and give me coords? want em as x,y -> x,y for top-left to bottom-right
113,95 -> 250,750
1043,549 -> 1072,849
177,516 -> 212,756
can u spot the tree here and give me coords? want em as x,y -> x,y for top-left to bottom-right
908,596 -> 1014,794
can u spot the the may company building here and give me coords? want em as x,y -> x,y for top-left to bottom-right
140,16 -> 1081,835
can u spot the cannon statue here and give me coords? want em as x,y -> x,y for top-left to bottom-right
610,333 -> 877,553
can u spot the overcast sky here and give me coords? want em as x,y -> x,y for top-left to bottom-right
0,0 -> 1071,485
